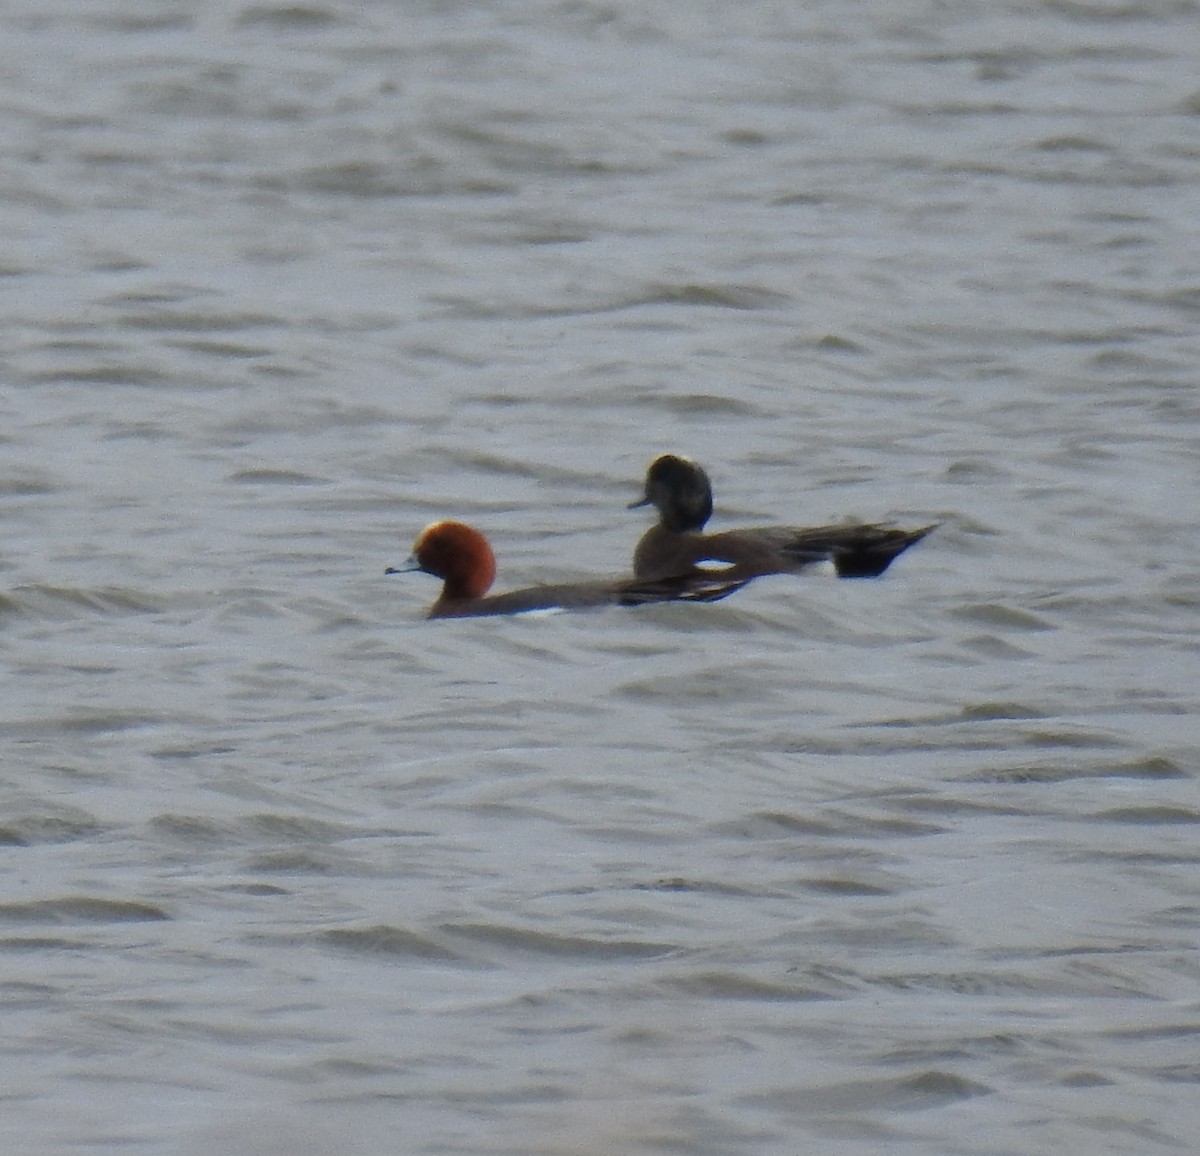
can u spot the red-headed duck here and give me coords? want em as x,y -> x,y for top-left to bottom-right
387,519 -> 751,619
630,454 -> 937,581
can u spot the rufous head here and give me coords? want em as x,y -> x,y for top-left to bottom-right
403,520 -> 497,601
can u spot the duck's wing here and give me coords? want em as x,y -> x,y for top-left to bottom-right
432,574 -> 753,617
774,522 -> 939,577
617,573 -> 753,607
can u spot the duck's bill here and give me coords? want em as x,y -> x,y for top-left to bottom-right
384,554 -> 422,576
626,494 -> 650,509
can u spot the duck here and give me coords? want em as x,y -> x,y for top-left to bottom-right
629,454 -> 937,581
387,519 -> 751,619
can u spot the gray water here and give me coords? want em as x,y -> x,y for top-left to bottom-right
2,1 -> 1199,1153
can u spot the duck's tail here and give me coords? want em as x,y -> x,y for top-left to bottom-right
780,523 -> 940,578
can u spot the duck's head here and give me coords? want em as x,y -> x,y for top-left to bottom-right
628,454 -> 713,532
387,520 -> 497,600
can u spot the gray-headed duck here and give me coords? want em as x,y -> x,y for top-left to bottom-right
630,454 -> 937,582
388,519 -> 751,618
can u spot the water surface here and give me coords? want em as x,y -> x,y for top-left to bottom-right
2,1 -> 1199,1153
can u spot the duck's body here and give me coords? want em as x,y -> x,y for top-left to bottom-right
389,520 -> 749,619
630,454 -> 937,582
